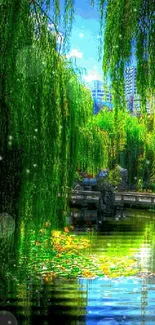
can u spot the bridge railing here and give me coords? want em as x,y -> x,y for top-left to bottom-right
115,192 -> 155,205
70,190 -> 101,204
59,189 -> 155,207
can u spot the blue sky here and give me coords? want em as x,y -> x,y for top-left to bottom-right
68,14 -> 103,81
67,1 -> 136,81
68,0 -> 103,81
50,0 -> 104,81
49,1 -> 137,82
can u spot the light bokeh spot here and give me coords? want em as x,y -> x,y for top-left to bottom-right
0,213 -> 15,239
0,311 -> 17,325
16,45 -> 46,79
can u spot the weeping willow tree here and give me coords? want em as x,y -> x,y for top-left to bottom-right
91,0 -> 155,166
0,0 -> 109,235
93,110 -> 127,167
146,130 -> 155,191
88,0 -> 155,188
2,0 -> 155,236
91,0 -> 155,110
92,109 -> 155,188
125,115 -> 147,185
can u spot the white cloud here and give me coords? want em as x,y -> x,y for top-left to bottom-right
48,23 -> 55,30
83,70 -> 103,82
79,33 -> 84,38
57,33 -> 64,44
48,24 -> 64,44
66,48 -> 83,59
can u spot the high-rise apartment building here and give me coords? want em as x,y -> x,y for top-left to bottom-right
124,67 -> 140,112
124,66 -> 151,113
86,80 -> 113,113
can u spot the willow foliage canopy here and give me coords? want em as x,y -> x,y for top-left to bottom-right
96,0 -> 155,110
48,0 -> 155,110
1,0 -> 155,234
0,0 -> 106,230
30,0 -> 155,111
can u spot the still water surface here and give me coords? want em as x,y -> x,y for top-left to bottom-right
1,209 -> 155,324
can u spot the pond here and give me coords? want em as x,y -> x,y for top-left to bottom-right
1,209 -> 155,325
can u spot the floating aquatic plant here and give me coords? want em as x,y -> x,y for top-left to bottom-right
24,225 -> 141,280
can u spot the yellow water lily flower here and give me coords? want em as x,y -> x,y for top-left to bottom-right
51,230 -> 61,237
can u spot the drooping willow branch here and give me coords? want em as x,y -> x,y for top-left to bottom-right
29,0 -> 63,53
32,0 -> 41,38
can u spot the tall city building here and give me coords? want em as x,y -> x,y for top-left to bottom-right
124,67 -> 140,112
86,80 -> 113,113
124,66 -> 151,113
